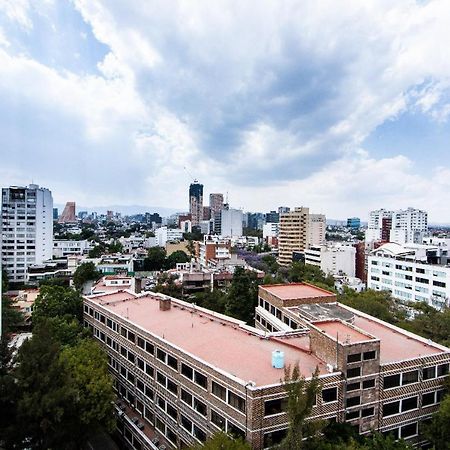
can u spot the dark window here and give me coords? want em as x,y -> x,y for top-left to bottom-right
400,423 -> 417,438
347,353 -> 361,364
347,367 -> 361,379
362,379 -> 375,389
346,396 -> 361,408
156,348 -> 166,362
145,386 -> 153,400
347,382 -> 360,392
423,366 -> 436,380
137,358 -> 145,371
211,410 -> 225,430
382,428 -> 399,440
194,398 -> 207,416
346,410 -> 359,421
438,363 -> 449,377
384,374 -> 400,389
363,351 -> 376,360
156,372 -> 166,386
193,425 -> 206,442
127,372 -> 135,383
181,389 -> 192,406
194,371 -> 207,389
228,423 -> 245,440
145,363 -> 154,377
167,379 -> 178,395
166,428 -> 177,445
361,407 -> 374,417
228,391 -> 246,413
263,429 -> 287,447
433,280 -> 446,288
181,415 -> 192,432
167,404 -> 177,421
264,398 -> 288,416
136,379 -> 144,393
127,331 -> 135,342
137,337 -> 145,349
155,417 -> 165,433
402,370 -> 418,385
383,401 -> 400,417
422,392 -> 435,406
416,277 -> 429,284
121,327 -> 127,337
157,396 -> 165,411
127,352 -> 135,364
145,341 -> 154,355
322,387 -> 338,403
167,354 -> 178,370
437,390 -> 445,403
181,363 -> 193,380
212,381 -> 227,401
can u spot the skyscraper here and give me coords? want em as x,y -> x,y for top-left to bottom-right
189,181 -> 203,226
58,201 -> 77,223
209,193 -> 224,219
1,184 -> 53,283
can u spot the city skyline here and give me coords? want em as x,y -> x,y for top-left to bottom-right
2,2 -> 450,220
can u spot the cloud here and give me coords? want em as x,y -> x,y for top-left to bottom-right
1,0 -> 450,219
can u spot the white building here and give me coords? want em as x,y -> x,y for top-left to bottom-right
1,184 -> 53,283
220,208 -> 243,237
263,222 -> 279,240
155,227 -> 184,247
366,208 -> 428,244
308,214 -> 326,247
53,239 -> 92,258
367,242 -> 449,309
305,244 -> 356,277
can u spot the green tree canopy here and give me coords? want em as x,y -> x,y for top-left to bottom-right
108,240 -> 123,254
165,250 -> 190,269
73,261 -> 101,291
88,244 -> 105,258
32,285 -> 83,323
189,432 -> 251,450
144,246 -> 167,271
423,392 -> 450,449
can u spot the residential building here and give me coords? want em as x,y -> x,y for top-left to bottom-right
263,223 -> 279,240
347,218 -> 361,229
278,206 -> 290,215
155,227 -> 184,247
27,258 -> 71,285
278,207 -> 310,266
220,207 -> 243,237
367,242 -> 450,309
308,214 -> 326,247
1,184 -> 53,283
58,201 -> 77,223
189,181 -> 203,226
84,283 -> 450,450
53,239 -> 92,258
305,244 -> 356,277
197,238 -> 232,268
209,193 -> 224,220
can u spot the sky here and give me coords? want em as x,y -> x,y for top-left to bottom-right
1,1 -> 450,222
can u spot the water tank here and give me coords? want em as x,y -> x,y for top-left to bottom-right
272,350 -> 285,369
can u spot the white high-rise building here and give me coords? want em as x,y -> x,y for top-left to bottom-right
220,208 -> 243,237
305,244 -> 356,277
308,214 -> 326,247
1,184 -> 53,283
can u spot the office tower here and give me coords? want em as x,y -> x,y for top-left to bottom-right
58,201 -> 77,223
220,207 -> 243,237
265,211 -> 279,223
278,206 -> 290,215
1,184 -> 53,283
278,207 -> 310,265
53,207 -> 59,221
189,181 -> 203,227
209,193 -> 224,219
347,217 -> 361,229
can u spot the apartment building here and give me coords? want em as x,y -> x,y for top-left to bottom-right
367,242 -> 450,309
84,283 -> 449,449
305,244 -> 356,277
53,239 -> 92,258
1,184 -> 53,283
189,181 -> 203,227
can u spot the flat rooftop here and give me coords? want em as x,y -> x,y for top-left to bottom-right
88,292 -> 327,386
313,320 -> 375,344
261,283 -> 336,301
291,302 -> 354,322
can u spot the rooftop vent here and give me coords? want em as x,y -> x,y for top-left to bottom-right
159,297 -> 171,311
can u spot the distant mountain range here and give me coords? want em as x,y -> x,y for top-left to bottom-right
54,204 -> 182,217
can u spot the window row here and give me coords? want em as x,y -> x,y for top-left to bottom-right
347,351 -> 377,364
346,406 -> 375,421
383,396 -> 419,417
383,363 -> 449,389
347,379 -> 375,392
210,409 -> 246,440
212,381 -> 246,413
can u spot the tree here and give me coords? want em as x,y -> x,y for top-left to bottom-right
1,295 -> 24,334
108,240 -> 123,254
288,262 -> 334,288
73,262 -> 101,291
33,285 -> 84,323
2,268 -> 8,292
189,432 -> 251,450
88,244 -> 105,258
144,246 -> 167,271
154,273 -> 183,299
165,250 -> 190,269
225,267 -> 260,324
279,364 -> 322,450
423,393 -> 450,449
186,239 -> 196,258
192,290 -> 227,314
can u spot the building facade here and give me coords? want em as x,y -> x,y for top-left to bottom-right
189,182 -> 204,227
305,244 -> 356,277
347,218 -> 361,229
209,194 -> 224,220
1,184 -> 53,283
58,201 -> 77,223
220,208 -> 243,237
84,283 -> 450,450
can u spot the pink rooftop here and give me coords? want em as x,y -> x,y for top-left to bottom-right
261,283 -> 336,300
313,320 -> 374,344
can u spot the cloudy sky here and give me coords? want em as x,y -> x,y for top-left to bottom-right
1,0 -> 450,221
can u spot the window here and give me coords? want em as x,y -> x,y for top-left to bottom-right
437,390 -> 445,403
121,327 -> 127,338
167,379 -> 178,395
157,348 -> 166,362
363,379 -> 375,389
361,407 -> 374,418
228,423 -> 245,440
167,404 -> 177,421
265,398 -> 288,416
167,354 -> 178,370
156,371 -> 166,386
423,366 -> 436,380
346,410 -> 359,421
363,351 -> 376,361
211,410 -> 226,430
322,387 -> 338,403
402,370 -> 418,385
181,363 -> 193,380
384,374 -> 400,389
137,337 -> 145,349
137,358 -> 145,371
263,429 -> 287,447
347,382 -> 360,392
347,367 -> 361,379
145,341 -> 154,355
145,386 -> 154,400
212,381 -> 227,401
144,407 -> 154,424
181,415 -> 192,432
194,371 -> 208,389
145,363 -> 154,377
136,379 -> 145,393
438,363 -> 449,377
346,396 -> 361,408
181,389 -> 192,406
383,401 -> 400,417
401,396 -> 418,412
155,417 -> 165,433
193,425 -> 207,442
347,353 -> 361,364
194,398 -> 207,416
166,428 -> 177,445
400,422 -> 417,439
228,391 -> 246,413
422,392 -> 435,406
127,331 -> 135,343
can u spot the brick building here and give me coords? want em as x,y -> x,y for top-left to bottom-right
83,283 -> 450,449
